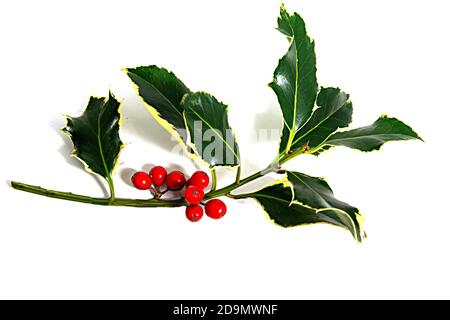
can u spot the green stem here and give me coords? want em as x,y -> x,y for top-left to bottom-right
11,164 -> 280,208
205,165 -> 274,200
277,142 -> 326,164
106,176 -> 115,201
11,181 -> 185,208
226,193 -> 251,200
285,131 -> 295,156
235,165 -> 242,185
278,149 -> 304,165
211,168 -> 217,192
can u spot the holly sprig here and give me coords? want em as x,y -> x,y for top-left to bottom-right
11,5 -> 422,242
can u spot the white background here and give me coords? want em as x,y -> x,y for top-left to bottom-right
0,0 -> 448,299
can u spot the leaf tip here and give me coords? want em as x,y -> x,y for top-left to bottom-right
107,90 -> 121,104
60,114 -> 72,135
379,114 -> 423,142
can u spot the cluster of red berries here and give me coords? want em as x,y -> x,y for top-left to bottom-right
131,167 -> 227,222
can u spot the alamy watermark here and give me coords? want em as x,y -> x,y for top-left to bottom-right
169,121 -> 281,166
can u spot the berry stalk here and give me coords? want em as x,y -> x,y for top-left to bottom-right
210,168 -> 217,192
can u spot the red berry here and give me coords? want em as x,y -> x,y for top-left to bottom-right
205,199 -> 227,219
184,185 -> 204,205
131,171 -> 152,190
149,166 -> 167,186
187,171 -> 210,190
185,205 -> 204,222
165,170 -> 186,191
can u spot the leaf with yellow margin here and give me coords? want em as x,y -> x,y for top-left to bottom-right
245,178 -> 362,242
183,92 -> 240,167
62,92 -> 124,183
125,65 -> 191,151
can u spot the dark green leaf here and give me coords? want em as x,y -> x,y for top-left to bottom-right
62,92 -> 124,180
269,6 -> 318,155
124,65 -> 191,147
286,171 -> 364,241
323,115 -> 423,152
276,3 -> 295,38
247,181 -> 362,241
279,87 -> 353,155
183,92 -> 240,167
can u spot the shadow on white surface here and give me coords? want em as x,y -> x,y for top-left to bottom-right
252,102 -> 282,140
47,115 -> 111,198
120,168 -> 136,187
121,93 -> 180,153
141,163 -> 157,173
165,162 -> 188,174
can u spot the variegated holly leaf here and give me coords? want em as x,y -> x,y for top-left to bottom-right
62,92 -> 124,191
183,92 -> 240,167
286,171 -> 364,241
245,179 -> 363,242
320,115 -> 423,152
279,87 -> 353,156
270,5 -> 318,155
124,65 -> 191,149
